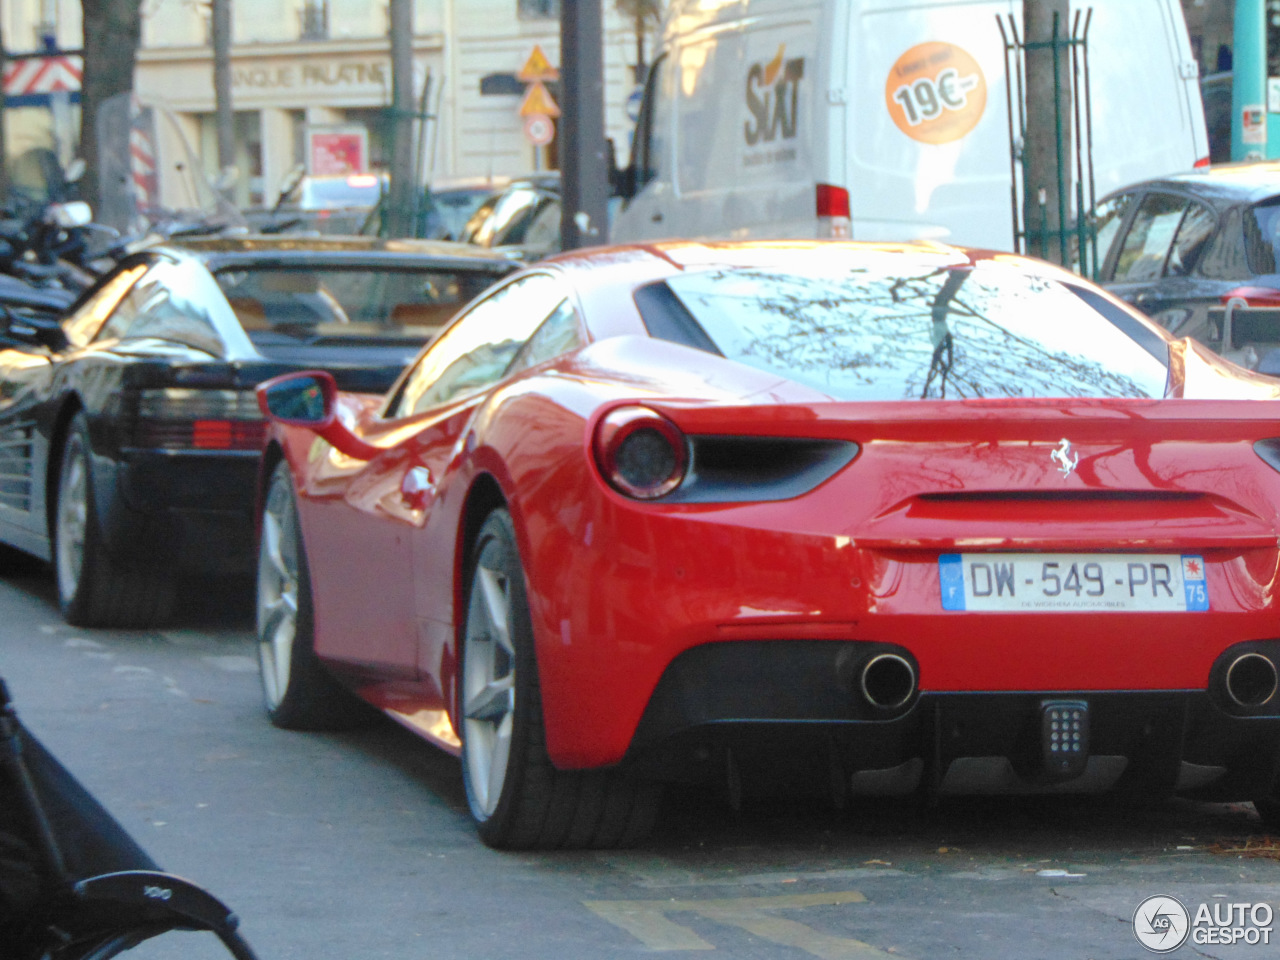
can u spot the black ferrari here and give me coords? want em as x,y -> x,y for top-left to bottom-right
0,235 -> 515,627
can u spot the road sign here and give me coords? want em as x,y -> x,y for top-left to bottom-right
519,81 -> 561,118
517,45 -> 559,83
524,114 -> 555,146
626,86 -> 644,123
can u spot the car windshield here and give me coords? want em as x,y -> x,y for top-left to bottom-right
638,251 -> 1170,400
213,266 -> 495,343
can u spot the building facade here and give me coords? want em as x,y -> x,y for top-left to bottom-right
1,0 -> 655,211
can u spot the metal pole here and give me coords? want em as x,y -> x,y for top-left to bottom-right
212,0 -> 235,197
560,0 -> 609,251
0,18 -> 8,200
1232,0 -> 1266,160
388,0 -> 416,237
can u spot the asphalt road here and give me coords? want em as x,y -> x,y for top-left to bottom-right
4,564 -> 1280,960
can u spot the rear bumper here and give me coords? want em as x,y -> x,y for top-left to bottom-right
96,449 -> 258,576
621,640 -> 1280,801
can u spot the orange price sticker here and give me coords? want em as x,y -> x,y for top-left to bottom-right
885,42 -> 986,145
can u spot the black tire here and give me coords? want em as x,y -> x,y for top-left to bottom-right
460,508 -> 661,849
0,543 -> 46,579
53,412 -> 174,627
257,461 -> 370,730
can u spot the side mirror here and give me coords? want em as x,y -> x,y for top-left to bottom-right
256,371 -> 379,461
258,371 -> 334,425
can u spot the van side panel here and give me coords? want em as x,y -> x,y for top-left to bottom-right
1086,0 -> 1207,186
668,2 -> 826,240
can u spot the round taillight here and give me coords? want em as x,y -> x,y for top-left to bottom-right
593,406 -> 687,500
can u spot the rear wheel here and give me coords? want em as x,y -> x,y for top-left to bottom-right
257,461 -> 369,730
54,413 -> 173,627
460,508 -> 660,849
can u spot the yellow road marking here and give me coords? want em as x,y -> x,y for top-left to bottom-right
583,890 -> 903,957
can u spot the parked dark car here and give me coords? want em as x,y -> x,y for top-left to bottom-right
458,174 -> 562,260
361,176 -> 511,241
1094,162 -> 1280,373
0,235 -> 515,628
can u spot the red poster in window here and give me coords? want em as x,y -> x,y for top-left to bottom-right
308,128 -> 368,175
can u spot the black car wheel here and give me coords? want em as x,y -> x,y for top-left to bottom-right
256,461 -> 370,730
53,412 -> 173,627
460,508 -> 660,849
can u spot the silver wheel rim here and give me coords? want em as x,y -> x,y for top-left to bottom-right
463,560 -> 517,818
257,477 -> 300,711
55,437 -> 88,604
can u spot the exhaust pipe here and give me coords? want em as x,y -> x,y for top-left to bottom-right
1225,652 -> 1278,708
859,653 -> 917,711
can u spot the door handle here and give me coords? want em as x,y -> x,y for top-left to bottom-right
651,212 -> 664,223
400,465 -> 434,510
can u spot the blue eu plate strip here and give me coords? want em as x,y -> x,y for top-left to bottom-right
939,553 -> 965,611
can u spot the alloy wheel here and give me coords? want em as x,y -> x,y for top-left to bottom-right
463,563 -> 517,818
55,438 -> 88,604
257,478 -> 300,710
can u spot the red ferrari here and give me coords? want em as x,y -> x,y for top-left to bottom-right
255,241 -> 1280,849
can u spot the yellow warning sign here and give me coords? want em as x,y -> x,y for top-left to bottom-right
519,81 -> 561,118
517,45 -> 559,83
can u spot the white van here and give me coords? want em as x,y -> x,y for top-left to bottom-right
611,0 -> 1209,250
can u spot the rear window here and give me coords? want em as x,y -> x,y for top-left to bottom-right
1245,197 -> 1280,274
214,266 -> 499,344
296,176 -> 386,209
636,252 -> 1169,401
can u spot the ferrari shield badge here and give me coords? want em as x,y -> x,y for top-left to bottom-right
1050,438 -> 1079,478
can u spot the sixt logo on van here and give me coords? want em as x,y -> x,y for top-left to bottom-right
744,45 -> 805,146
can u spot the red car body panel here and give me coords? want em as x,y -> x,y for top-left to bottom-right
264,242 -> 1280,793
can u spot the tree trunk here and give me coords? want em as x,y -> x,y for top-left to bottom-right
79,0 -> 142,211
1022,0 -> 1071,265
387,0 -> 417,237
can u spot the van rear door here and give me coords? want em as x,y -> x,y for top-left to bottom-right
847,0 -> 1205,249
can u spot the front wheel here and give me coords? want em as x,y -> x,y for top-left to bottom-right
54,412 -> 173,627
460,508 -> 660,849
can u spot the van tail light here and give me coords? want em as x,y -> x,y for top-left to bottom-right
1195,155 -> 1211,169
593,406 -> 688,500
125,389 -> 266,451
816,183 -> 851,239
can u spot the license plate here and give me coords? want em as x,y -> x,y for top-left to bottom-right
938,553 -> 1209,612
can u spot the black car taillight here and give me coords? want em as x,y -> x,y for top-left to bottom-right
126,389 -> 266,451
593,405 -> 688,500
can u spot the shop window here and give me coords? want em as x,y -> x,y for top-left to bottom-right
519,0 -> 559,19
300,0 -> 329,40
